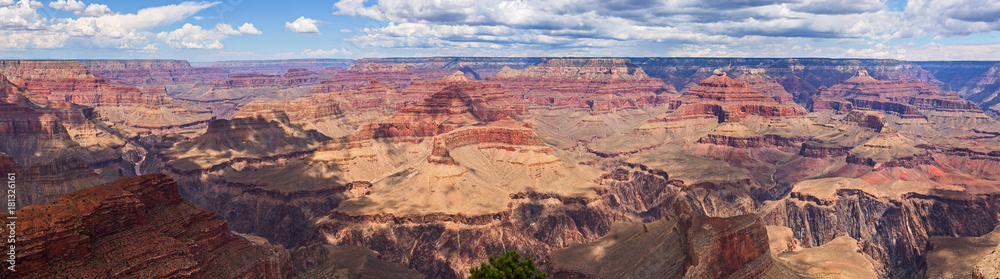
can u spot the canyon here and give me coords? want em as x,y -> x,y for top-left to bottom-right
5,57 -> 1000,278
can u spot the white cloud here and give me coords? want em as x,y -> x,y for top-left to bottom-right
76,3 -> 111,17
238,22 -> 261,35
285,16 -> 319,34
331,0 -> 1000,59
215,23 -> 240,36
0,0 -> 46,30
48,0 -> 84,11
156,22 -> 259,49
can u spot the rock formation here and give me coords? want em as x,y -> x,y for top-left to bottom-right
238,79 -> 404,138
633,58 -> 941,102
485,58 -> 678,147
925,225 -> 1000,278
174,68 -> 335,118
810,69 -> 996,135
735,67 -> 795,104
0,174 -> 289,279
79,59 -> 230,95
0,60 -> 214,136
547,196 -> 803,278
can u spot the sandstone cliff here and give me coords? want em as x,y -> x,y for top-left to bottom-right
79,59 -> 230,95
0,173 -> 289,278
547,196 -> 804,278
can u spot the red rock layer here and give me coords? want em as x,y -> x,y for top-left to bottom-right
178,68 -> 332,102
237,80 -> 405,138
79,60 -> 230,95
0,60 -> 212,132
350,57 -> 541,78
734,68 -> 795,104
632,58 -> 942,102
0,173 -> 289,279
315,62 -> 464,91
485,58 -> 677,111
812,69 -> 983,118
348,79 -> 529,141
661,71 -> 806,123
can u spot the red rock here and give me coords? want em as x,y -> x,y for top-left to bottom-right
486,58 -> 677,111
0,173 -> 290,279
0,60 -> 213,134
734,68 -> 795,104
79,60 -> 230,95
238,80 -> 404,138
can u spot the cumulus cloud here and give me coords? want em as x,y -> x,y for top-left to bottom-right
48,0 -> 85,11
0,0 -> 45,30
238,22 -> 261,35
285,16 -> 320,34
1,1 -> 218,49
156,22 -> 262,49
76,3 -> 111,17
331,0 -> 1000,59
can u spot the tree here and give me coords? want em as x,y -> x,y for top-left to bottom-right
469,250 -> 547,279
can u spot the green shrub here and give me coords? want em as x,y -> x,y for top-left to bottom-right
469,250 -> 547,279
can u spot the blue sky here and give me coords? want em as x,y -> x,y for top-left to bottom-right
1,0 -> 1000,61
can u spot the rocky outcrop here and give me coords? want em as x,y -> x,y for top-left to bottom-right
483,58 -> 678,146
735,68 -> 795,104
289,244 -> 425,278
351,57 -> 541,78
79,59 -> 230,95
238,80 -> 403,138
487,58 -> 675,111
592,70 -> 812,155
760,179 -> 1000,277
975,244 -> 1000,279
0,173 -> 290,279
925,225 -> 1000,279
0,71 -> 142,207
633,58 -> 941,102
0,60 -> 214,136
318,62 -> 473,91
811,69 -> 997,135
177,68 -> 331,102
547,196 -> 801,278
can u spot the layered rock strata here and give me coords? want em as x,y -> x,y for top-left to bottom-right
0,174 -> 289,279
485,58 -> 678,146
547,196 -> 803,278
79,59 -> 230,95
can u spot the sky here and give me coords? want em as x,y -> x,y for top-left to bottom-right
1,0 -> 1000,61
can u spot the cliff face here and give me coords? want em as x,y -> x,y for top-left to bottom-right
591,70 -> 812,157
176,68 -> 330,102
0,71 -> 144,207
734,68 -> 795,104
761,183 -> 1000,278
810,69 -> 997,135
350,57 -> 542,79
633,58 -> 941,102
0,60 -> 214,136
238,80 -> 404,138
484,58 -> 678,147
547,197 -> 801,278
79,60 -> 230,95
0,173 -> 290,279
